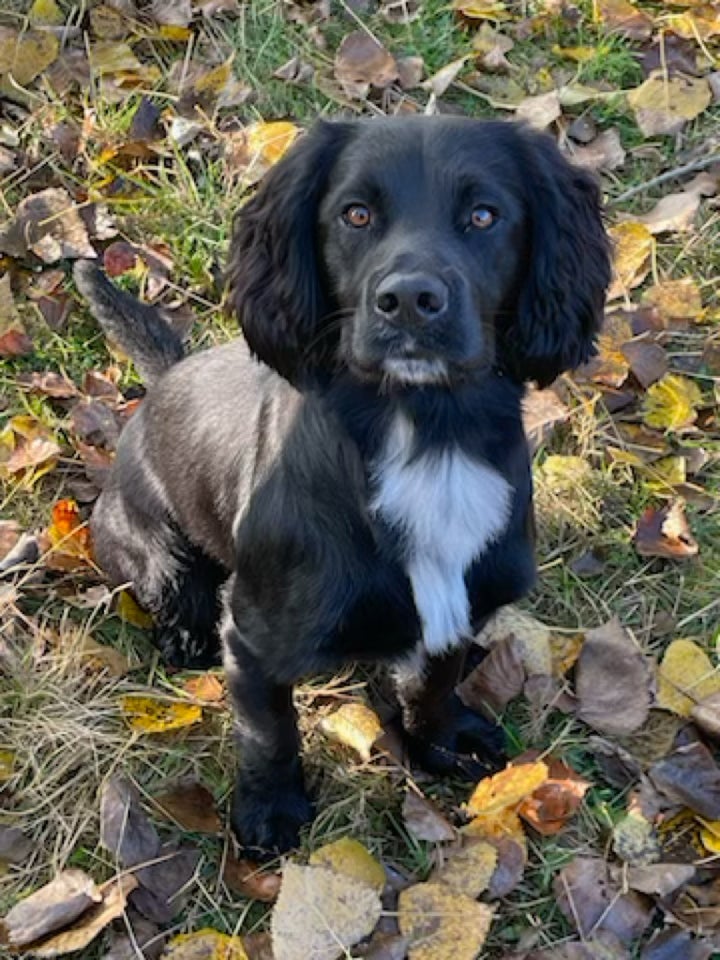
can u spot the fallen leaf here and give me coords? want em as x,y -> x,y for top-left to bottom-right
624,862 -> 695,897
71,398 -> 122,450
554,857 -> 653,943
44,498 -> 93,567
223,857 -> 282,903
163,928 -> 249,960
642,278 -> 703,324
607,222 -> 654,300
271,863 -> 382,960
517,756 -> 590,836
0,272 -> 33,357
0,825 -> 32,865
334,31 -> 398,99
641,929 -> 712,960
464,807 -> 526,846
77,635 -> 130,677
476,605 -> 554,677
515,90 -> 561,129
486,836 -> 526,899
27,875 -> 137,957
634,499 -> 699,560
467,762 -> 549,817
309,837 -> 385,892
103,241 -> 138,277
421,56 -> 469,98
117,590 -> 154,628
566,128 -> 626,172
612,811 -> 661,866
628,72 -> 712,136
402,790 -> 455,843
667,8 -> 720,43
692,691 -> 720,741
596,0 -> 653,39
643,373 -> 702,431
430,836 -> 497,897
641,32 -> 701,79
521,386 -> 570,455
16,370 -> 78,398
154,780 -> 221,834
398,882 -> 494,960
453,0 -> 511,22
632,177 -> 717,235
650,742 -> 720,820
579,313 -> 633,387
0,27 -> 59,85
29,0 -> 65,27
576,618 -> 651,736
183,673 -> 224,702
621,339 -> 668,389
0,187 -> 95,263
320,702 -> 382,762
120,696 -> 202,733
245,121 -> 300,166
657,639 -> 720,717
458,635 -> 525,715
0,869 -> 102,947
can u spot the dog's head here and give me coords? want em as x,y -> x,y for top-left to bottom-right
226,117 -> 611,389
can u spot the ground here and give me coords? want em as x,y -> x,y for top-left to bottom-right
1,1 -> 720,958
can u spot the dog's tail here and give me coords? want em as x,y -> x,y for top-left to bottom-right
73,260 -> 185,385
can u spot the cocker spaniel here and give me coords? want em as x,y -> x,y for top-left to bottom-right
75,115 -> 611,853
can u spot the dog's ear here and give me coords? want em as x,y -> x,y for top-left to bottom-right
506,129 -> 611,388
225,120 -> 352,384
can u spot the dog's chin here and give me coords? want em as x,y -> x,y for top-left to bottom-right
382,356 -> 450,386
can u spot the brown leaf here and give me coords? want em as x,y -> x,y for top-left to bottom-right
16,371 -> 78,398
596,0 -> 652,40
522,386 -> 569,455
565,128 -> 626,172
692,691 -> 720,741
0,272 -> 33,357
154,780 -> 222,834
634,499 -> 699,560
71,398 -> 122,450
486,836 -> 526,899
100,775 -> 161,870
642,278 -> 703,324
641,930 -> 712,960
632,174 -> 717,235
624,862 -> 695,897
515,90 -> 561,130
650,742 -> 720,820
103,241 -> 138,277
223,857 -> 282,903
575,617 -> 651,736
0,188 -> 95,263
0,869 -> 102,947
642,34 -> 701,79
334,31 -> 398,99
517,755 -> 591,836
0,26 -> 59,85
554,857 -> 652,943
628,73 -> 712,137
620,339 -> 668,388
182,673 -> 225,702
612,811 -> 661,866
402,790 -> 455,843
458,636 -> 525,714
0,825 -> 33,864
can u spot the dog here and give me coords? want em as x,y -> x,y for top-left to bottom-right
75,115 -> 611,853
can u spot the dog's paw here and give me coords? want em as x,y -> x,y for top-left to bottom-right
405,694 -> 506,781
231,785 -> 314,856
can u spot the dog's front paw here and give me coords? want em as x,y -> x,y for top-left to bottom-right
406,694 -> 506,781
231,784 -> 314,856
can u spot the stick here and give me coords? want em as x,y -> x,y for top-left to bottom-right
610,151 -> 720,206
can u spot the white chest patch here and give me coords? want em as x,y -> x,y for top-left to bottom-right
371,415 -> 513,656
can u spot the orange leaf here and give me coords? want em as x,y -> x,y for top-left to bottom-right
467,761 -> 549,817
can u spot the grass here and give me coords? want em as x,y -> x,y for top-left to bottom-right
1,0 -> 720,957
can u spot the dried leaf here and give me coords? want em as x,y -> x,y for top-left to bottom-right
458,636 -> 525,715
0,27 -> 59,85
398,882 -> 494,960
643,374 -> 702,430
402,790 -> 455,843
120,696 -> 202,733
421,56 -> 468,97
309,837 -> 385,892
430,836 -> 497,897
45,499 -> 93,567
163,929 -> 249,960
566,128 -> 626,172
334,31 -> 398,99
223,857 -> 282,903
632,175 -> 717,235
515,90 -> 561,129
453,0 -> 511,22
0,187 -> 95,263
620,340 -> 668,389
596,0 -> 652,39
320,702 -> 382,762
554,857 -> 652,943
0,825 -> 33,864
117,590 -> 154,628
103,241 -> 138,277
657,639 -> 720,717
464,808 -> 526,845
607,222 -> 654,300
77,635 -> 130,677
0,869 -> 102,947
245,121 -> 300,166
612,811 -> 661,866
650,742 -> 720,820
154,780 -> 221,834
576,618 -> 650,736
691,691 -> 720,741
642,278 -> 703,324
517,756 -> 590,836
183,673 -> 224,702
624,862 -> 695,897
16,370 -> 78,398
486,836 -> 526,899
0,272 -> 33,358
628,72 -> 712,136
271,864 -> 382,960
634,499 -> 699,559
467,762 -> 549,817
29,0 -> 65,27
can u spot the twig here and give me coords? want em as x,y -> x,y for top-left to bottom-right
610,151 -> 720,206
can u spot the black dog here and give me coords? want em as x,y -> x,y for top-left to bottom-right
75,116 -> 610,853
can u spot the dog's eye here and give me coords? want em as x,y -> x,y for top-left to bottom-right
342,204 -> 372,228
470,206 -> 497,230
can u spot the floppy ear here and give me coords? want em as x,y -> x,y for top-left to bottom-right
225,120 -> 353,384
506,129 -> 612,388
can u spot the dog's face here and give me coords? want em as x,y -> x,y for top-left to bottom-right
226,117 -> 611,389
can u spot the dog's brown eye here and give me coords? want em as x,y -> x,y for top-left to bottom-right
343,204 -> 371,228
471,206 -> 496,230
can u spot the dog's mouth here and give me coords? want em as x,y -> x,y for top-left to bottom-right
382,355 -> 449,386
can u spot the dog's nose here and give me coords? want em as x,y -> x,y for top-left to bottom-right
375,273 -> 448,324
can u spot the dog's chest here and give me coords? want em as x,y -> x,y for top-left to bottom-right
370,417 -> 513,656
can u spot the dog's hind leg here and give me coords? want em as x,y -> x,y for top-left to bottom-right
221,590 -> 313,854
92,486 -> 224,668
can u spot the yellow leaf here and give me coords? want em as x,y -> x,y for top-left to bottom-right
196,59 -> 233,95
0,28 -> 59,86
28,0 -> 64,26
467,762 -> 549,817
551,44 -> 598,62
117,590 -> 154,629
453,0 -> 511,20
463,809 -> 526,846
550,633 -> 584,676
89,41 -> 143,76
642,373 -> 702,431
628,72 -> 712,137
595,0 -> 652,38
607,221 -> 654,300
399,882 -> 494,960
431,837 -> 497,897
657,639 -> 720,717
164,928 -> 249,960
667,10 -> 720,42
246,121 -> 300,166
0,749 -> 15,782
644,455 -> 687,490
309,837 -> 385,892
642,278 -> 704,322
120,695 -> 202,733
538,455 -> 592,495
159,25 -> 193,41
700,826 -> 720,854
320,702 -> 382,761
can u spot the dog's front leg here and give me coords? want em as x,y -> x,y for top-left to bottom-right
394,646 -> 506,780
222,615 -> 313,854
